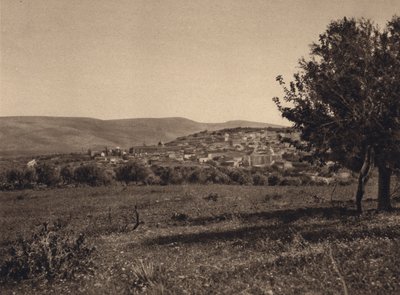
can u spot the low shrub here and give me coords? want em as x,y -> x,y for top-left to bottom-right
168,168 -> 184,185
228,169 -> 252,185
208,169 -> 231,184
171,212 -> 189,221
5,168 -> 23,183
187,168 -> 208,184
144,174 -> 162,185
268,174 -> 281,186
0,220 -> 95,282
299,175 -> 312,185
204,192 -> 219,201
23,168 -> 37,185
3,168 -> 37,189
252,173 -> 268,185
60,165 -> 74,184
264,193 -> 283,202
129,260 -> 166,293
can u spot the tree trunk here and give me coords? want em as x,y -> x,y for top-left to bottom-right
355,177 -> 365,213
377,163 -> 392,211
355,146 -> 374,213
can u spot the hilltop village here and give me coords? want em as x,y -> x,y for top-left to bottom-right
82,126 -> 354,185
0,126 -> 352,190
90,127 -> 304,170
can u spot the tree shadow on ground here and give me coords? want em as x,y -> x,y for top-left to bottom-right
145,206 -> 400,246
186,205 -> 357,226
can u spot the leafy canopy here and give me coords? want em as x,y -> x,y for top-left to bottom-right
274,16 -> 400,171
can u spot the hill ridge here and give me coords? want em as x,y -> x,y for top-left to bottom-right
0,116 -> 282,156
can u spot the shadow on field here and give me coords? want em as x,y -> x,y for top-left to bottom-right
145,222 -> 400,246
145,206 -> 400,246
187,205 -> 357,226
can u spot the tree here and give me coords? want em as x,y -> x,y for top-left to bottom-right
187,167 -> 208,184
60,165 -> 74,184
273,17 -> 400,212
74,164 -> 108,186
35,163 -> 60,186
227,168 -> 252,185
115,161 -> 150,184
253,173 -> 268,185
152,166 -> 184,185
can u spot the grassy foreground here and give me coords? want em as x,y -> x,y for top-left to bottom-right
1,183 -> 399,294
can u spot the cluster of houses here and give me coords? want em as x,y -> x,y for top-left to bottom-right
87,127 -> 305,170
22,127 -> 351,184
161,128 -> 304,170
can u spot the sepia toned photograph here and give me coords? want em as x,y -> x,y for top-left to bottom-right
1,0 -> 400,294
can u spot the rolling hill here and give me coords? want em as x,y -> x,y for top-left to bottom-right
0,116 -> 282,156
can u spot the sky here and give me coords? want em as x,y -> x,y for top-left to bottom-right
1,0 -> 399,125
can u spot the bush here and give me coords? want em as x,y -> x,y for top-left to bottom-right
268,174 -> 281,186
0,220 -> 95,282
6,168 -> 24,186
4,168 -> 37,189
104,169 -> 116,184
74,164 -> 109,186
60,165 -> 74,184
23,168 -> 37,184
35,163 -> 60,186
228,169 -> 252,185
153,166 -> 184,185
168,168 -> 184,185
115,161 -> 150,184
204,192 -> 219,201
208,168 -> 231,184
299,175 -> 312,185
144,174 -> 161,185
252,173 -> 268,185
207,160 -> 218,167
187,168 -> 208,184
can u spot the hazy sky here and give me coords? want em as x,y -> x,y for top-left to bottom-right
1,0 -> 399,125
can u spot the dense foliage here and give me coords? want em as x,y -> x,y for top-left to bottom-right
115,161 -> 150,184
274,17 -> 400,211
73,164 -> 111,186
0,160 -> 352,190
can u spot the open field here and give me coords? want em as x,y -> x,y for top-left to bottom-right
1,183 -> 400,294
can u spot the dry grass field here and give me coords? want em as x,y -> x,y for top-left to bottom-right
1,183 -> 400,294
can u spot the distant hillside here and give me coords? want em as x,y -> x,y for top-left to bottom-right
0,116 -> 282,156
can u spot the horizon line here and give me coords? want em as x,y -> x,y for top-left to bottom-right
0,115 -> 290,126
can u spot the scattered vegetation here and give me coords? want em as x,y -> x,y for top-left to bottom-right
0,184 -> 399,294
0,220 -> 95,283
204,192 -> 219,202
